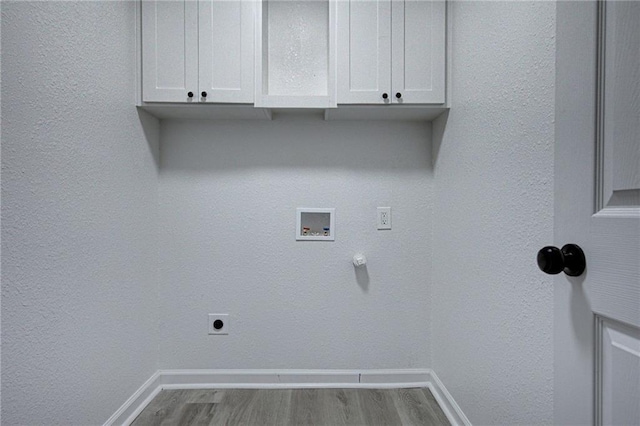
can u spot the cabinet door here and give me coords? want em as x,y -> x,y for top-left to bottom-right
199,0 -> 254,103
391,0 -> 445,104
142,0 -> 199,102
337,0 -> 391,104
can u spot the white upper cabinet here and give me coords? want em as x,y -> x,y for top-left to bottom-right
141,0 -> 254,104
337,0 -> 391,104
142,0 -> 198,103
140,0 -> 447,115
338,0 -> 446,105
198,0 -> 254,103
255,0 -> 336,108
391,0 -> 445,104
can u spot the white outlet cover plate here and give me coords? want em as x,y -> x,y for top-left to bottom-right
377,207 -> 392,230
208,314 -> 229,335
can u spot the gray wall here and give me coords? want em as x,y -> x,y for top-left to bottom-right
1,1 -> 560,423
431,2 -> 555,424
1,2 -> 160,423
158,118 -> 433,369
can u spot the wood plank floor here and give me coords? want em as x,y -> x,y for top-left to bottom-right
131,388 -> 450,426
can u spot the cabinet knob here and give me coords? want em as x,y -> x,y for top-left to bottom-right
187,91 -> 194,98
382,93 -> 389,99
201,91 -> 207,98
396,92 -> 402,99
537,244 -> 586,277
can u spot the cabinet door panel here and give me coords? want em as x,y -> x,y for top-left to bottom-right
391,0 -> 445,104
337,0 -> 391,104
142,0 -> 198,102
199,0 -> 254,103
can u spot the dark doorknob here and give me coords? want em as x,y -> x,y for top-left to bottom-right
537,244 -> 586,277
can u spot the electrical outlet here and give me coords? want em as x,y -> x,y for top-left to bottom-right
377,207 -> 391,230
208,314 -> 229,335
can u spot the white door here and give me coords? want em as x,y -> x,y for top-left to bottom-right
337,0 -> 391,104
391,0 -> 445,104
555,1 -> 640,424
142,0 -> 199,102
198,0 -> 254,103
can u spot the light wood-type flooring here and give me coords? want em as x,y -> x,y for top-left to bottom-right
131,388 -> 450,425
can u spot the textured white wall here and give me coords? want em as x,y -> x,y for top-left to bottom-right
0,3 -> 3,418
1,2 -> 160,424
1,2 -> 3,418
158,118 -> 433,370
1,0 -> 558,422
431,2 -> 555,424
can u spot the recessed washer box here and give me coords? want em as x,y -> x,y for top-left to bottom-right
296,208 -> 335,241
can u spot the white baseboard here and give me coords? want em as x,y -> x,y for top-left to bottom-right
426,370 -> 472,426
105,369 -> 470,426
159,368 -> 431,389
104,371 -> 163,426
